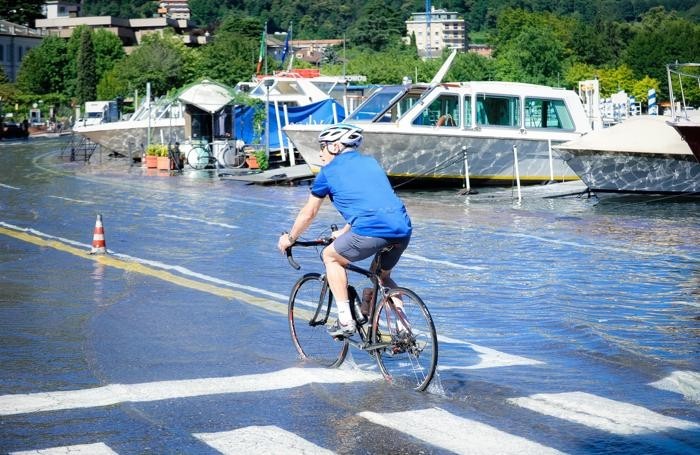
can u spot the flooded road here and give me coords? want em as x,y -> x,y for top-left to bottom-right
1,138 -> 699,454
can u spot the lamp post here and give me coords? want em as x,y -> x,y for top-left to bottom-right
263,78 -> 274,158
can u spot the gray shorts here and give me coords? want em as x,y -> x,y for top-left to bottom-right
332,231 -> 410,271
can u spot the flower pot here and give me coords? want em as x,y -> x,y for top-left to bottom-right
246,155 -> 260,169
157,156 -> 171,171
145,155 -> 158,169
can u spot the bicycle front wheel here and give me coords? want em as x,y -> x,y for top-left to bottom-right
288,273 -> 348,368
186,146 -> 211,170
372,287 -> 438,391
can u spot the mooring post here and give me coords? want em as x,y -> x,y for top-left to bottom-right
513,144 -> 522,202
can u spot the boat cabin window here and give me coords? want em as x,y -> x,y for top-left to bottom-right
524,98 -> 575,130
346,85 -> 420,122
476,95 -> 519,127
412,94 -> 460,127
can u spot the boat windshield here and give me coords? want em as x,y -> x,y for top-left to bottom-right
131,98 -> 182,121
346,85 -> 412,122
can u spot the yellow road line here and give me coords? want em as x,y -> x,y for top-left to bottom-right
0,226 -> 286,315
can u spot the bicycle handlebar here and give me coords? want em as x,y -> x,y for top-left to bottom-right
285,237 -> 333,270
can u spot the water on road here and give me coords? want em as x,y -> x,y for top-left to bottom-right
1,138 -> 698,454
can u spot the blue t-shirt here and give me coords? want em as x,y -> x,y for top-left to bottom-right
311,150 -> 412,238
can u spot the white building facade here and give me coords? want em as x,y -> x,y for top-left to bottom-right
405,7 -> 466,58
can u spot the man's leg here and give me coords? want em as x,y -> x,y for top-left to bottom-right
322,244 -> 354,329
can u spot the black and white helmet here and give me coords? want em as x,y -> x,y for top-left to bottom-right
318,123 -> 363,149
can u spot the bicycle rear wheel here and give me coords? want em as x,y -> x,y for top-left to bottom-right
221,146 -> 246,168
288,273 -> 348,368
372,287 -> 438,391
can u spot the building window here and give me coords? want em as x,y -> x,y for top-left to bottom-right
0,45 -> 3,62
17,46 -> 22,61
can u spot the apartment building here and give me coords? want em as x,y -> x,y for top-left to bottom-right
405,7 -> 466,58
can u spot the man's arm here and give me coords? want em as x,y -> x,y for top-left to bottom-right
277,194 -> 324,252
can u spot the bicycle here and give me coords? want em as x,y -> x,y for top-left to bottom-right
186,140 -> 248,170
285,228 -> 438,391
185,143 -> 217,170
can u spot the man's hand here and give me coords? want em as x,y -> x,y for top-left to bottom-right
277,232 -> 294,253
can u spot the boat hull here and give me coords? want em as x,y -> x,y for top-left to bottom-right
73,120 -> 185,155
285,127 -> 578,185
669,122 -> 700,162
557,148 -> 700,194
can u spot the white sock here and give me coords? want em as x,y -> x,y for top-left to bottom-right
336,300 -> 354,326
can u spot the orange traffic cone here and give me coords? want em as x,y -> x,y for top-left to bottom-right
89,214 -> 107,254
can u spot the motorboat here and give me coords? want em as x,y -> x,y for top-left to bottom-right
283,80 -> 592,186
665,63 -> 700,162
72,95 -> 185,155
555,63 -> 700,196
668,118 -> 700,162
235,69 -> 371,114
555,115 -> 699,195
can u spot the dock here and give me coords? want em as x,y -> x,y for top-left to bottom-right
217,164 -> 314,185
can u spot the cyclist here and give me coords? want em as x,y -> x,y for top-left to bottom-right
277,123 -> 412,337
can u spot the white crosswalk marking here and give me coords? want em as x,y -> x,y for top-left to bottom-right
10,442 -> 118,455
358,407 -> 563,454
509,391 -> 700,435
0,367 -> 379,416
649,370 -> 700,404
438,340 -> 544,370
194,425 -> 334,454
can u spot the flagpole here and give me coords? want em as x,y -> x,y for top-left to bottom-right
264,21 -> 268,76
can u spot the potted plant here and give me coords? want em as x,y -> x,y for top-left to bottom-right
144,144 -> 160,169
155,144 -> 171,171
246,149 -> 268,170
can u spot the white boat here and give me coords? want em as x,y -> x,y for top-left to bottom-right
283,80 -> 592,185
665,63 -> 700,163
669,118 -> 700,162
72,95 -> 185,155
555,115 -> 699,195
235,70 -> 371,113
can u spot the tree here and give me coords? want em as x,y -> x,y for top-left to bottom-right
494,24 -> 567,86
15,36 -> 69,95
92,29 -> 126,80
347,0 -> 404,52
0,0 -> 44,25
75,28 -> 97,104
623,7 -> 700,99
189,0 -> 225,29
103,31 -> 200,98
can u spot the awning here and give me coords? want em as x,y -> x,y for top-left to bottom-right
177,79 -> 235,114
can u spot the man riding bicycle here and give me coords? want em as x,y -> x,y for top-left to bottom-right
277,123 -> 412,338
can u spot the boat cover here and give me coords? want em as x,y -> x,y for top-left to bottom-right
233,99 -> 345,149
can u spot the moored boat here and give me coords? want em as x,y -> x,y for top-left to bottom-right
284,80 -> 592,186
555,115 -> 699,196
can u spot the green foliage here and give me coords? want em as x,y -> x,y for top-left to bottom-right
0,66 -> 7,84
253,149 -> 269,171
105,31 -> 200,98
346,0 -> 405,51
92,29 -> 126,78
76,28 -> 97,105
16,36 -> 69,95
623,7 -> 700,99
197,14 -> 261,86
0,0 -> 44,25
145,143 -> 168,156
